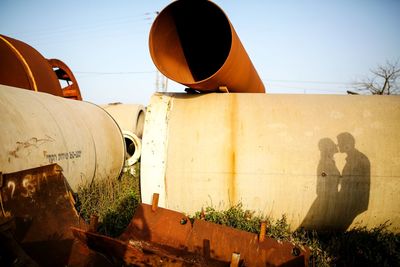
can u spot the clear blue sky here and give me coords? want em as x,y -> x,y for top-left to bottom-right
1,0 -> 399,105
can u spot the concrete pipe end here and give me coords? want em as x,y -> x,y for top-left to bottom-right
123,131 -> 142,167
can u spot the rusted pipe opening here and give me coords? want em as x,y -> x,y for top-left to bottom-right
150,0 -> 232,83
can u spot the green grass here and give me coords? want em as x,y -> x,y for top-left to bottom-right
192,204 -> 400,266
75,163 -> 140,237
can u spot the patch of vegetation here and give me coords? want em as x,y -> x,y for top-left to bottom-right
314,224 -> 400,267
75,163 -> 140,237
74,167 -> 399,266
193,204 -> 400,266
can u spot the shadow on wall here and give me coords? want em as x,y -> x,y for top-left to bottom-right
301,132 -> 371,231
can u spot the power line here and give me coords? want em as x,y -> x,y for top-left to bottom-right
268,85 -> 346,94
75,70 -> 156,75
5,12 -> 157,37
264,79 -> 353,86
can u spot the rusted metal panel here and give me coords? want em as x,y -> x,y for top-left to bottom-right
118,204 -> 309,266
149,0 -> 265,93
48,58 -> 83,100
0,165 -> 114,266
120,203 -> 193,248
72,227 -> 223,266
0,165 -> 88,266
0,34 -> 63,96
71,203 -> 310,266
188,219 -> 307,266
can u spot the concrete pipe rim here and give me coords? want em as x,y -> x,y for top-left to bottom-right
123,131 -> 142,166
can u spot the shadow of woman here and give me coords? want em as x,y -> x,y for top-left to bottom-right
301,138 -> 340,230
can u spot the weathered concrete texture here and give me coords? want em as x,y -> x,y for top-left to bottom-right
101,103 -> 145,138
141,93 -> 400,232
0,85 -> 125,191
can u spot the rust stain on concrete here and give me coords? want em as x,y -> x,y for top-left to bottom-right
228,94 -> 237,205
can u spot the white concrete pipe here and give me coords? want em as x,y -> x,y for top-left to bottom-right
0,84 -> 125,191
101,103 -> 145,167
141,93 -> 400,232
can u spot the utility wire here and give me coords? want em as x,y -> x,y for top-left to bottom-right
265,79 -> 353,86
5,12 -> 156,37
75,70 -> 156,75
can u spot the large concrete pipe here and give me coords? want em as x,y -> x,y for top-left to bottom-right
0,35 -> 63,96
141,93 -> 400,232
149,0 -> 265,93
0,84 -> 125,191
102,103 -> 146,167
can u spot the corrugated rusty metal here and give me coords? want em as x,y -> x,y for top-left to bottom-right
149,0 -> 265,93
47,58 -> 83,100
0,34 -> 63,96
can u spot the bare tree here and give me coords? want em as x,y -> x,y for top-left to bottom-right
355,60 -> 400,95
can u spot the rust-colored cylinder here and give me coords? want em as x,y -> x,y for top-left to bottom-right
0,34 -> 63,96
149,0 -> 265,93
48,58 -> 83,100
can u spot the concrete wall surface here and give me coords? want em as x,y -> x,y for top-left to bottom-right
141,92 -> 400,232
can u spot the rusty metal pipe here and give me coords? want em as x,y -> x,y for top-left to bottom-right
149,0 -> 265,93
0,34 -> 63,96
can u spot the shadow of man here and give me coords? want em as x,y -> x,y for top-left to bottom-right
301,138 -> 340,230
336,132 -> 370,230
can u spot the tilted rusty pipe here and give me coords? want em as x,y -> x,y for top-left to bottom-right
149,0 -> 265,93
